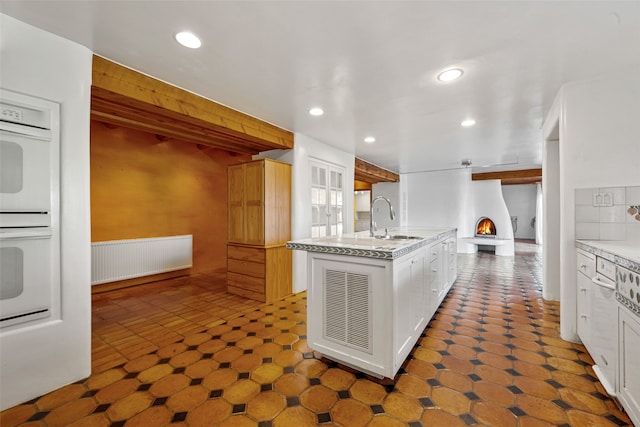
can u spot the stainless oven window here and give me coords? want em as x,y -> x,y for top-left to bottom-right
0,140 -> 23,194
0,247 -> 23,299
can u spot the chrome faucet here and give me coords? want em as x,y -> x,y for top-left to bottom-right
370,196 -> 396,237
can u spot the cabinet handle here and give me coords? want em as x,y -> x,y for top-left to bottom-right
432,269 -> 437,272
580,314 -> 587,319
580,287 -> 587,292
580,264 -> 587,269
601,355 -> 608,366
591,276 -> 615,291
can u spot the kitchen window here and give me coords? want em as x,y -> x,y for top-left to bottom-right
310,160 -> 344,238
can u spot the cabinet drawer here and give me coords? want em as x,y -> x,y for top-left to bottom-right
228,259 -> 265,278
228,245 -> 266,263
577,249 -> 595,278
228,272 -> 265,294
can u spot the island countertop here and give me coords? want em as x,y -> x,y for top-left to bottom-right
286,227 -> 457,260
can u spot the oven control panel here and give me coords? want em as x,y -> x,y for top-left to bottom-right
617,265 -> 640,315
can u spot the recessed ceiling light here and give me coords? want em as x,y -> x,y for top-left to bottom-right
309,107 -> 324,116
175,31 -> 202,49
364,136 -> 376,143
437,68 -> 463,82
461,119 -> 476,127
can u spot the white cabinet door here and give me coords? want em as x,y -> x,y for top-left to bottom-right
618,306 -> 640,427
394,247 -> 426,368
310,161 -> 344,238
429,244 -> 444,314
577,271 -> 592,351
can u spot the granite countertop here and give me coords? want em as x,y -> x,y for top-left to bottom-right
286,227 -> 456,260
576,239 -> 640,269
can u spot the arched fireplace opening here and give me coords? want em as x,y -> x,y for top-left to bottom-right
475,217 -> 497,238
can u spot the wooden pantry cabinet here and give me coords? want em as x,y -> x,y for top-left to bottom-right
227,159 -> 292,302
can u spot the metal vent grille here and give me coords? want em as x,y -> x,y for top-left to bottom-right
323,269 -> 371,353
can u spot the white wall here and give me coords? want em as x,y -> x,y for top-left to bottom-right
0,14 -> 92,410
401,169 -> 473,250
260,133 -> 355,292
543,69 -> 640,342
502,184 -> 537,240
371,182 -> 401,231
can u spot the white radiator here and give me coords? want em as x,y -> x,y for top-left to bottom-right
91,235 -> 193,285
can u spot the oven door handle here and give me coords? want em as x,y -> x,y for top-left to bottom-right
591,276 -> 616,291
0,228 -> 52,240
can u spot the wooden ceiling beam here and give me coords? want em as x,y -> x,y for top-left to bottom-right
354,158 -> 400,184
91,55 -> 293,154
472,168 -> 542,185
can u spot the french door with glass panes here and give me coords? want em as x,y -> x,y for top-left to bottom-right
311,161 -> 344,238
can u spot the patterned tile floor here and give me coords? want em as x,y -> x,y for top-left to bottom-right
1,241 -> 634,426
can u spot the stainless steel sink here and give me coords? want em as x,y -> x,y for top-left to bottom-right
375,234 -> 422,240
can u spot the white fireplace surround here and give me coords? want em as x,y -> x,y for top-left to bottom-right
459,180 -> 515,256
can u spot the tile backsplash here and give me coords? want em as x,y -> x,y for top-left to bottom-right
575,186 -> 640,241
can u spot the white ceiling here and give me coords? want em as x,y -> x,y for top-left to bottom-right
2,1 -> 640,174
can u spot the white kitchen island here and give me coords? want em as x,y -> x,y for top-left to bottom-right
287,228 -> 457,379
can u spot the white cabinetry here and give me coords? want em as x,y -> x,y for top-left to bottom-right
576,248 -> 617,396
618,306 -> 640,426
576,249 -> 595,350
394,246 -> 427,371
306,231 -> 456,379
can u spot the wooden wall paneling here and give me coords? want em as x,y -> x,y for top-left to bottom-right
90,120 -> 252,280
264,160 -> 292,246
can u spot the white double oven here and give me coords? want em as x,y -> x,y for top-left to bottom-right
0,89 -> 60,329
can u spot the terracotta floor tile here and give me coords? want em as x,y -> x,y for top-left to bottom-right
36,384 -> 86,411
202,368 -> 239,390
95,378 -> 140,403
186,399 -> 231,426
349,380 -> 388,404
368,414 -> 407,427
149,373 -> 190,397
106,391 -> 153,421
473,380 -> 516,407
273,406 -> 316,427
382,392 -> 423,421
4,246 -> 632,427
516,394 -> 568,425
331,399 -> 373,427
274,373 -> 309,396
124,405 -> 172,427
472,401 -> 518,427
513,376 -> 559,400
222,380 -> 260,405
420,407 -> 468,427
320,368 -> 356,391
558,387 -> 609,415
437,370 -> 473,393
431,386 -> 471,415
299,385 -> 338,412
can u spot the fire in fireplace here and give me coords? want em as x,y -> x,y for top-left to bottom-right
476,217 -> 497,238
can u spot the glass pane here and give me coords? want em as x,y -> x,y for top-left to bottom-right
0,247 -> 24,300
336,172 -> 343,189
337,223 -> 343,235
319,227 -> 326,237
336,207 -> 343,223
319,168 -> 326,186
311,166 -> 319,186
336,191 -> 343,206
330,207 -> 337,225
330,190 -> 337,206
319,205 -> 327,223
318,188 -> 326,205
312,206 -> 320,224
331,225 -> 337,235
312,226 -> 320,238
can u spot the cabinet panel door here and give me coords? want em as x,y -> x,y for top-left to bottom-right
576,272 -> 592,350
228,165 -> 245,243
244,161 -> 265,245
395,255 -> 414,361
619,307 -> 640,427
